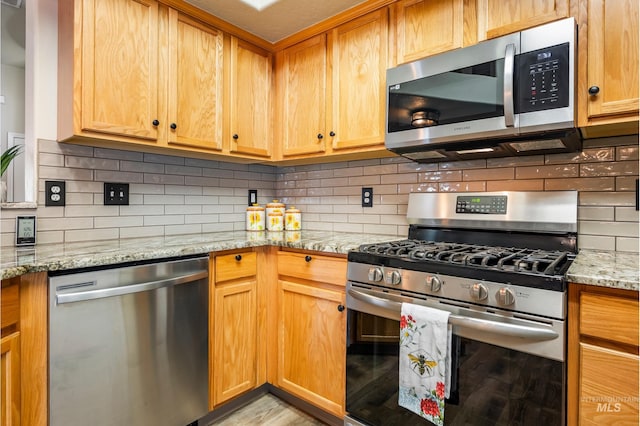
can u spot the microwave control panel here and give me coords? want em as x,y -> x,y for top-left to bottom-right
516,43 -> 570,113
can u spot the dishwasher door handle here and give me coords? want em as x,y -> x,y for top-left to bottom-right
56,270 -> 208,305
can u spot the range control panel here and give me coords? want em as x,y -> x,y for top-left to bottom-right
456,195 -> 508,214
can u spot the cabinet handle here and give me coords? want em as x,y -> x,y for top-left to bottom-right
329,131 -> 335,137
235,254 -> 242,261
152,119 -> 159,126
317,133 -> 323,140
170,123 -> 177,130
304,255 -> 312,262
588,86 -> 600,95
337,304 -> 345,312
232,134 -> 239,140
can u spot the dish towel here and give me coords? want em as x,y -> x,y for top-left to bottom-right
398,303 -> 452,426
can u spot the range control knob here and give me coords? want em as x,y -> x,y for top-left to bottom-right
470,283 -> 488,301
367,267 -> 383,282
385,270 -> 402,286
497,287 -> 516,306
426,275 -> 442,292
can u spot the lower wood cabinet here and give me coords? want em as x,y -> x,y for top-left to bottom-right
1,332 -> 20,426
568,283 -> 639,425
210,250 -> 263,408
275,251 -> 347,417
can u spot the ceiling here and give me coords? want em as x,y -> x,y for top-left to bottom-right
185,0 -> 367,43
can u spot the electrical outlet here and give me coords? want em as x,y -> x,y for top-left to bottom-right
104,183 -> 129,205
248,189 -> 258,206
362,187 -> 373,207
45,181 -> 66,206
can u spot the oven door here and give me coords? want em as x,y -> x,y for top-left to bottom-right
345,284 -> 565,426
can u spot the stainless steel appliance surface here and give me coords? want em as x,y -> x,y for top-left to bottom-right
345,191 -> 577,426
49,255 -> 209,426
385,18 -> 580,162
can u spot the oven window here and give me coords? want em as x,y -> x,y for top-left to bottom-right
346,313 -> 564,425
387,60 -> 505,133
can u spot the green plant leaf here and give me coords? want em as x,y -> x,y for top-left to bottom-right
1,145 -> 23,177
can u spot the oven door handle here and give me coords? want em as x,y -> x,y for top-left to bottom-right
348,288 -> 558,341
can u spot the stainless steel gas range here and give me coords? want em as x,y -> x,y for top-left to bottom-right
345,191 -> 577,426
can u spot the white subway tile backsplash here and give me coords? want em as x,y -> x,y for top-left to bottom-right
144,215 -> 185,226
165,224 -> 203,235
578,235 -> 616,251
615,207 -> 640,222
94,216 -> 143,228
616,237 -> 640,253
95,170 -> 143,183
65,228 -> 119,242
66,156 -> 120,170
121,160 -> 165,173
578,206 -> 615,221
144,194 -> 185,205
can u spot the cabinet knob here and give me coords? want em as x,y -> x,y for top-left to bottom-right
337,304 -> 345,312
232,134 -> 239,140
152,119 -> 159,126
235,254 -> 242,261
329,131 -> 335,137
304,255 -> 312,262
588,86 -> 600,95
170,123 -> 177,130
317,133 -> 323,140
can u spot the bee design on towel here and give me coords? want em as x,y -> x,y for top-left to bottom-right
408,352 -> 438,376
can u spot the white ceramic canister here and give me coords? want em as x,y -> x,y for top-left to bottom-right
246,204 -> 265,231
265,200 -> 285,231
267,210 -> 284,232
284,206 -> 301,231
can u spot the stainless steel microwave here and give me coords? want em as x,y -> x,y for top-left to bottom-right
385,18 -> 581,162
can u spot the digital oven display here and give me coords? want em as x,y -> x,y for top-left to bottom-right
456,195 -> 507,214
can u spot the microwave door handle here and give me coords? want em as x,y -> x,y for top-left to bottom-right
503,43 -> 516,128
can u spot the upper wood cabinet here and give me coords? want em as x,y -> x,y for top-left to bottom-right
58,0 -> 161,143
59,0 -> 230,155
578,0 -> 639,133
275,9 -> 389,160
393,0 -> 465,64
329,9 -> 389,151
476,0 -> 570,40
275,34 -> 328,157
167,10 -> 224,151
228,37 -> 273,158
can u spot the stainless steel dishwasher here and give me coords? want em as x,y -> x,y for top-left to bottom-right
49,255 -> 209,426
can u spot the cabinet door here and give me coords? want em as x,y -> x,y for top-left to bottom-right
583,0 -> 639,121
213,280 -> 257,405
81,0 -> 159,140
329,9 -> 388,151
476,0 -> 569,40
229,38 -> 272,158
277,280 -> 345,417
579,343 -> 639,425
168,11 -> 224,150
277,35 -> 327,157
1,332 -> 20,426
394,0 -> 464,64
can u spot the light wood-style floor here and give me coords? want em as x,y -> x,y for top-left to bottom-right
207,394 -> 327,426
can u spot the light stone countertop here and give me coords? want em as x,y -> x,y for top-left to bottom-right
1,233 -> 638,292
0,230 -> 401,280
566,249 -> 639,291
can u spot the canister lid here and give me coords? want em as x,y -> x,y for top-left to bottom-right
267,210 -> 283,216
285,206 -> 300,213
266,199 -> 285,208
247,204 -> 264,211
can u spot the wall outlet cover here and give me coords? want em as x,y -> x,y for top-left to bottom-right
45,181 -> 66,206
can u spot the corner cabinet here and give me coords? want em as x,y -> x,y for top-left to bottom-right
210,250 -> 265,408
577,0 -> 639,136
568,284 -> 639,425
228,37 -> 273,158
275,251 -> 348,417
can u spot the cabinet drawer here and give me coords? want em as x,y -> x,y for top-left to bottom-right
215,252 -> 257,283
580,292 -> 639,346
277,251 -> 347,286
